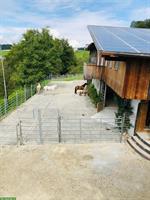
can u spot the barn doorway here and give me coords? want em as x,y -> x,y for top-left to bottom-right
105,86 -> 118,107
146,101 -> 150,128
136,101 -> 150,133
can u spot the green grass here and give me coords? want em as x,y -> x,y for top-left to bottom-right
0,50 -> 10,56
75,50 -> 89,60
69,50 -> 89,74
51,74 -> 83,81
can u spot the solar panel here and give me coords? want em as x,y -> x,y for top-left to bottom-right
88,25 -> 150,56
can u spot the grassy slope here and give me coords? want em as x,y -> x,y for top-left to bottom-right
0,50 -> 10,56
70,50 -> 89,74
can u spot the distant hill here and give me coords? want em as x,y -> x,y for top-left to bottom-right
0,44 -> 12,50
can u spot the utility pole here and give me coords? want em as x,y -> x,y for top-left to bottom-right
0,56 -> 7,100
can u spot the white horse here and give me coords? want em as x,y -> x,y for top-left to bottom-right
36,83 -> 41,94
43,85 -> 57,92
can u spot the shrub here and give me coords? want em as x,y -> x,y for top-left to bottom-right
115,96 -> 133,132
87,83 -> 102,106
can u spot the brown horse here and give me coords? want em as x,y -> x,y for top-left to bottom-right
74,83 -> 87,94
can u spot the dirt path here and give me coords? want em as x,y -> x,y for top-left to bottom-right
0,143 -> 150,200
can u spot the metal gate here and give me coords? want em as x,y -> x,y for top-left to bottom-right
15,110 -> 124,145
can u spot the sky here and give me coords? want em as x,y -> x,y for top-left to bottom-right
0,0 -> 150,47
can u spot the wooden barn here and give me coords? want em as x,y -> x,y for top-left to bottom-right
84,26 -> 150,154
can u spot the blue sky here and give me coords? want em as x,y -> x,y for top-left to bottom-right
0,0 -> 149,47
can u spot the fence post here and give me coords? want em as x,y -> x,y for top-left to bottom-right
24,85 -> 26,102
19,120 -> 23,145
4,98 -> 7,114
16,92 -> 18,107
16,123 -> 19,146
58,115 -> 61,143
38,109 -> 43,144
120,114 -> 126,143
31,84 -> 33,97
0,105 -> 2,117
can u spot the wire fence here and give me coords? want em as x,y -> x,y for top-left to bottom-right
0,84 -> 37,119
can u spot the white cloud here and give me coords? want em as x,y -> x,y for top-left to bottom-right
130,7 -> 150,21
31,0 -> 133,12
0,10 -> 128,47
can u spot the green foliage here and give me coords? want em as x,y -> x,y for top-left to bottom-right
115,96 -> 133,132
69,50 -> 89,74
0,50 -> 10,56
51,74 -> 83,81
130,19 -> 150,28
1,28 -> 76,98
87,83 -> 102,106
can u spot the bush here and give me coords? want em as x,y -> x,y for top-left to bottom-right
115,96 -> 133,132
87,83 -> 102,106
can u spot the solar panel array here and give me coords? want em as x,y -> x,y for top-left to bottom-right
88,25 -> 150,56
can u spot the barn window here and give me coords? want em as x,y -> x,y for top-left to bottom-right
114,61 -> 120,70
105,60 -> 108,67
100,57 -> 105,66
108,61 -> 113,68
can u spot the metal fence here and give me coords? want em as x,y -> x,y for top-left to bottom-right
0,85 -> 37,119
10,110 -> 125,145
0,108 -> 126,145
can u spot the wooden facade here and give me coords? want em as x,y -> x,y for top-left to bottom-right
136,101 -> 150,133
84,43 -> 150,133
84,55 -> 150,101
124,59 -> 150,100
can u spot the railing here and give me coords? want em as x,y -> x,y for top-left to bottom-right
0,108 -> 128,145
0,84 -> 37,119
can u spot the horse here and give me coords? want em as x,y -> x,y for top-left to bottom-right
36,83 -> 41,94
43,85 -> 57,92
77,85 -> 88,96
74,83 -> 87,94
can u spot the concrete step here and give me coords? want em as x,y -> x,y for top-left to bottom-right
135,133 -> 150,147
127,138 -> 150,161
132,136 -> 150,154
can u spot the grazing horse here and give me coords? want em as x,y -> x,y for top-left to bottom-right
36,83 -> 41,94
74,83 -> 87,94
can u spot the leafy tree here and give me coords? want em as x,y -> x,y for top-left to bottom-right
3,28 -> 76,94
130,19 -> 150,28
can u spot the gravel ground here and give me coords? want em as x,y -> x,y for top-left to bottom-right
0,81 -> 150,199
0,81 -> 96,144
0,143 -> 150,200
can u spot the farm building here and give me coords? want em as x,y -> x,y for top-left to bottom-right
84,25 -> 150,158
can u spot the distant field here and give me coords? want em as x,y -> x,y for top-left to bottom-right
75,50 -> 89,62
69,50 -> 89,74
0,50 -> 10,56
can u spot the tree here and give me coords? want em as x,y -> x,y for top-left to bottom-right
130,19 -> 150,28
4,28 -> 76,90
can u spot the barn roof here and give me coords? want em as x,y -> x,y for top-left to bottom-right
88,25 -> 150,57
